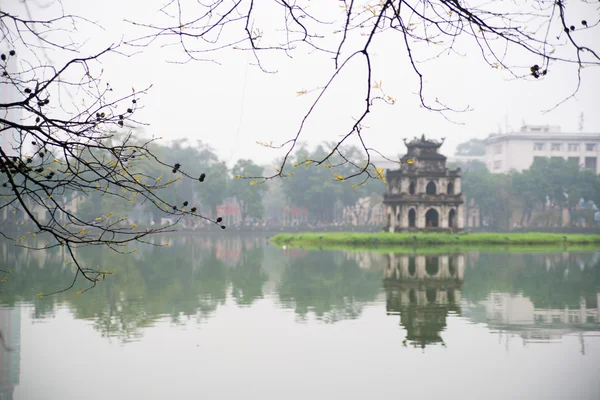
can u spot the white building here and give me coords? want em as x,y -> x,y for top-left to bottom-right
484,125 -> 600,174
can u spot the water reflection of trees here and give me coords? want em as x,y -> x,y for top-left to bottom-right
461,252 -> 600,309
3,237 -> 600,345
0,236 -> 268,342
460,251 -> 600,345
384,254 -> 465,348
277,250 -> 382,323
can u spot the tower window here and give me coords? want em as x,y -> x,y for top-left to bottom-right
426,181 -> 436,195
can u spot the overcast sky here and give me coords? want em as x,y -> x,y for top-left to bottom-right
4,0 -> 599,167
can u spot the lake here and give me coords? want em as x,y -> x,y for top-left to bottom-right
1,235 -> 599,400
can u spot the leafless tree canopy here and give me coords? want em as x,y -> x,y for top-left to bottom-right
127,0 -> 600,181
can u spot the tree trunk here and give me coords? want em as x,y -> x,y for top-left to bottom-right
519,208 -> 527,226
239,201 -> 247,224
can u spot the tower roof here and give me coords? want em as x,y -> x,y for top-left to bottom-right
403,134 -> 445,149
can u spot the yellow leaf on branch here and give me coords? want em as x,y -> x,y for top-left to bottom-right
375,168 -> 387,184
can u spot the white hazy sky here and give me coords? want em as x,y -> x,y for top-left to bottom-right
3,0 -> 599,167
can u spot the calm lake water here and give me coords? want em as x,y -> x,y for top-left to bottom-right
1,235 -> 599,400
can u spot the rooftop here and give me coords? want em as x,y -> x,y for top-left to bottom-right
404,134 -> 445,149
485,125 -> 600,142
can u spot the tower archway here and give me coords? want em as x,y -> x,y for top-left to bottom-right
425,256 -> 439,276
408,257 -> 416,276
409,181 -> 416,194
425,208 -> 439,227
408,208 -> 416,228
426,289 -> 437,304
449,209 -> 456,228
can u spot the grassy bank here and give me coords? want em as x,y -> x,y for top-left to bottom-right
270,232 -> 600,249
268,242 -> 600,255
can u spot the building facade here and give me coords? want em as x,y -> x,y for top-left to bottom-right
484,125 -> 600,173
383,135 -> 465,232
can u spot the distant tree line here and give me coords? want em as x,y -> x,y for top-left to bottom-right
0,139 -> 385,227
451,158 -> 600,229
4,135 -> 597,230
454,139 -> 486,156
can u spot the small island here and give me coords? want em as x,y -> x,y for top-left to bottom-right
271,135 -> 600,250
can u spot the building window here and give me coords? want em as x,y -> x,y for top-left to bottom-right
533,143 -> 544,151
567,157 -> 580,165
493,160 -> 502,170
586,143 -> 597,152
568,143 -> 579,152
585,157 -> 597,171
495,145 -> 501,154
551,143 -> 561,151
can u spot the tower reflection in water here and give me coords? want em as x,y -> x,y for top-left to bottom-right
383,253 -> 464,349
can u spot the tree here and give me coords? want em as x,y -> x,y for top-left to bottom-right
261,171 -> 288,224
231,159 -> 268,222
460,166 -> 521,228
280,144 -> 378,224
512,170 -> 544,225
145,140 -> 227,219
447,159 -> 488,174
515,157 -> 600,226
0,8 -> 225,295
464,157 -> 600,228
230,245 -> 268,306
200,161 -> 229,218
455,139 -> 486,156
278,250 -> 381,322
128,0 -> 599,183
460,168 -> 495,224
